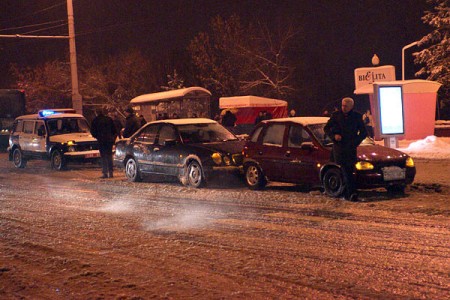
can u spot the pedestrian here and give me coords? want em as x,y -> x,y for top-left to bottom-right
221,110 -> 237,128
139,114 -> 147,127
110,111 -> 123,139
324,97 -> 367,201
122,107 -> 141,138
91,108 -> 117,178
254,111 -> 264,125
362,109 -> 374,138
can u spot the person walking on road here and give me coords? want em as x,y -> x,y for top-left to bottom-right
324,97 -> 367,201
91,108 -> 117,178
122,107 -> 141,138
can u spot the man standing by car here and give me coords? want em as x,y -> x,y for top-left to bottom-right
122,107 -> 141,138
91,108 -> 117,178
324,97 -> 367,201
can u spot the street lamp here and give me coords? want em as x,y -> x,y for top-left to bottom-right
402,41 -> 418,81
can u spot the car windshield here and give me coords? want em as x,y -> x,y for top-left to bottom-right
177,122 -> 238,144
307,123 -> 333,147
47,118 -> 90,136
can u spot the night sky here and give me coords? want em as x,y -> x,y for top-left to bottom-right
0,0 -> 430,114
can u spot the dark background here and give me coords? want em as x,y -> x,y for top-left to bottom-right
0,0 -> 430,115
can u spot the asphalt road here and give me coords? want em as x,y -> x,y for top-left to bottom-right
0,153 -> 449,299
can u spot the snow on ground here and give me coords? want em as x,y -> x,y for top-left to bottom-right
394,136 -> 450,159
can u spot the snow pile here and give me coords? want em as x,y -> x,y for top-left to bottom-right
397,136 -> 450,159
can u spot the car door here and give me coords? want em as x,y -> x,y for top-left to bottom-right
29,120 -> 47,156
281,124 -> 321,185
20,120 -> 36,154
257,123 -> 287,181
151,124 -> 179,176
131,124 -> 158,173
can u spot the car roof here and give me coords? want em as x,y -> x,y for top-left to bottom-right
16,113 -> 85,120
149,118 -> 217,125
263,116 -> 329,126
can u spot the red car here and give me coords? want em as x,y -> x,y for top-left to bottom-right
242,117 -> 416,196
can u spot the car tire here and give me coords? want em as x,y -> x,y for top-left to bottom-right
125,157 -> 142,182
245,163 -> 267,190
186,160 -> 204,188
386,184 -> 405,195
323,168 -> 345,197
51,150 -> 66,170
13,148 -> 27,168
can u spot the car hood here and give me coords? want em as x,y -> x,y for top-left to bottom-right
188,139 -> 245,154
49,133 -> 97,143
357,144 -> 409,162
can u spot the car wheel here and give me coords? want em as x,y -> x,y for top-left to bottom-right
386,184 -> 405,195
245,163 -> 267,190
125,157 -> 142,182
13,148 -> 27,168
51,150 -> 66,170
323,168 -> 345,197
186,160 -> 204,188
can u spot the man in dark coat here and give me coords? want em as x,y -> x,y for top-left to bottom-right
122,107 -> 141,138
324,97 -> 367,201
91,108 -> 117,178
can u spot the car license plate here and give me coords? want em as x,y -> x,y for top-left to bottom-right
85,153 -> 100,158
382,166 -> 405,181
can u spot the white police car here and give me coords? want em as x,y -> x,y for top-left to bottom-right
8,109 -> 100,170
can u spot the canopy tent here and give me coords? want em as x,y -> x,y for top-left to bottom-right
219,96 -> 288,125
130,87 -> 212,121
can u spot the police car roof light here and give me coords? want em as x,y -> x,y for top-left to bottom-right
38,108 -> 77,118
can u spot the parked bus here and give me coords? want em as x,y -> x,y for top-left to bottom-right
0,89 -> 26,150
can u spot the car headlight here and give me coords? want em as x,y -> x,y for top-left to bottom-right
211,152 -> 222,165
67,140 -> 75,146
406,157 -> 414,167
355,161 -> 374,170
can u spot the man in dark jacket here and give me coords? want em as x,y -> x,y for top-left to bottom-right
91,108 -> 117,178
324,97 -> 367,201
122,107 -> 141,138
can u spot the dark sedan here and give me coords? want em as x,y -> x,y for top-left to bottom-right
114,118 -> 244,187
242,117 -> 416,196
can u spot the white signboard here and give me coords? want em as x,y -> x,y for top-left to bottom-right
354,65 -> 396,91
376,85 -> 405,136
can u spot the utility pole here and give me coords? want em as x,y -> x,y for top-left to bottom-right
67,0 -> 82,114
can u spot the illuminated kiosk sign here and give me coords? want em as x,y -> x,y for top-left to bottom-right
374,84 -> 404,147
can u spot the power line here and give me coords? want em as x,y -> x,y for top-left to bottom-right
1,1 -> 67,26
0,20 -> 66,33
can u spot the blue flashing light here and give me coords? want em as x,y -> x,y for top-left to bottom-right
39,110 -> 57,117
38,108 -> 77,118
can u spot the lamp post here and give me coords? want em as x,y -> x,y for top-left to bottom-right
402,41 -> 418,81
67,0 -> 82,114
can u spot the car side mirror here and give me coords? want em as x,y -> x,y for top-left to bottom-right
164,139 -> 177,147
300,142 -> 317,151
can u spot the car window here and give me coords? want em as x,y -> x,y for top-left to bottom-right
262,124 -> 285,146
157,125 -> 176,145
23,121 -> 34,134
35,121 -> 46,136
250,126 -> 263,143
12,120 -> 23,133
288,125 -> 311,148
136,124 -> 158,143
178,123 -> 237,144
47,118 -> 90,136
308,123 -> 332,146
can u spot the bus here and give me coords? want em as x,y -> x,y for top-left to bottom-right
0,89 -> 26,150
